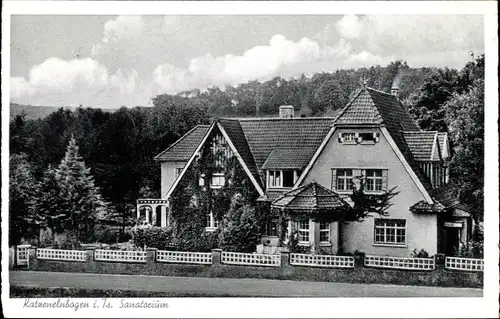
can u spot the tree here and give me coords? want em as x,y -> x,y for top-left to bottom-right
219,194 -> 260,252
54,136 -> 107,246
9,153 -> 43,246
444,78 -> 484,221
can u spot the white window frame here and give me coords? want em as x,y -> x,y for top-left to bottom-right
337,169 -> 354,191
319,221 -> 330,243
365,169 -> 384,192
374,219 -> 406,246
268,170 -> 296,189
210,173 -> 225,189
206,212 -> 219,231
268,170 -> 282,188
295,220 -> 310,244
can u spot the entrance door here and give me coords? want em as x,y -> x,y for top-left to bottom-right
444,228 -> 460,256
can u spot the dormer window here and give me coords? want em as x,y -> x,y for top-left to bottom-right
338,132 -> 380,144
268,170 -> 296,188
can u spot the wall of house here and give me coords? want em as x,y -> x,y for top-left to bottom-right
303,127 -> 438,257
160,161 -> 186,198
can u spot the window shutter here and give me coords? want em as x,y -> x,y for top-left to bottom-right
374,132 -> 380,143
355,132 -> 362,143
331,169 -> 337,190
382,169 -> 388,191
338,133 -> 343,143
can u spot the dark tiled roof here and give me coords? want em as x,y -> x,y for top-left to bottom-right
409,200 -> 446,213
261,148 -> 316,170
155,125 -> 210,162
238,117 -> 335,169
272,181 -> 350,211
218,119 -> 262,188
335,87 -> 433,192
403,131 -> 438,161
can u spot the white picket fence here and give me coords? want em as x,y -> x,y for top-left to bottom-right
445,256 -> 484,272
221,251 -> 280,267
94,249 -> 147,263
290,253 -> 354,268
364,254 -> 435,270
157,250 -> 212,265
37,248 -> 87,262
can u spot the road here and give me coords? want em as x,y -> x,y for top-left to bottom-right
10,271 -> 482,297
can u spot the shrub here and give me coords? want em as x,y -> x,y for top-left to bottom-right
411,249 -> 431,258
219,194 -> 261,253
95,227 -> 120,244
287,229 -> 310,254
132,225 -> 174,250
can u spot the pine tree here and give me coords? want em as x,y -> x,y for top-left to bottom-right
54,136 -> 106,246
9,153 -> 43,246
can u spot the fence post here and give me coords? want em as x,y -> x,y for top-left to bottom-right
86,248 -> 95,262
280,248 -> 291,268
146,248 -> 157,269
354,252 -> 365,268
434,253 -> 446,270
212,249 -> 222,266
28,247 -> 37,269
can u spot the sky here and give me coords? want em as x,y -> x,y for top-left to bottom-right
10,14 -> 484,108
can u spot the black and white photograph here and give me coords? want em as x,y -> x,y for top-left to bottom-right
2,1 -> 498,318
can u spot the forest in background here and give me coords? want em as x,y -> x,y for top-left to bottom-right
9,55 -> 484,245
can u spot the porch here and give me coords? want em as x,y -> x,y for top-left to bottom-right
136,199 -> 169,227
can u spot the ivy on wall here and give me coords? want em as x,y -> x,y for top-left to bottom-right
169,127 -> 265,252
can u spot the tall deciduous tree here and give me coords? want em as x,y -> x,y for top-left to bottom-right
54,136 -> 107,245
444,78 -> 484,221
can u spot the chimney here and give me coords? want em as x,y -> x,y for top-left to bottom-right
279,105 -> 294,119
391,86 -> 399,98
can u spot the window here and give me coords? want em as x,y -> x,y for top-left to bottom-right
175,168 -> 183,178
282,170 -> 294,187
319,221 -> 330,243
265,218 -> 279,237
210,173 -> 225,189
268,170 -> 295,188
342,132 -> 356,142
365,169 -> 383,192
268,170 -> 282,188
339,132 -> 380,144
296,220 -> 310,243
337,169 -> 354,191
374,219 -> 406,245
206,212 -> 219,230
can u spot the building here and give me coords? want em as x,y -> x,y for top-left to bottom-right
137,84 -> 473,256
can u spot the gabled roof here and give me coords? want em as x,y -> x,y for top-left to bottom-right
333,86 -> 433,194
218,119 -> 262,187
155,125 -> 210,162
403,131 -> 439,161
437,132 -> 449,159
261,148 -> 316,170
238,117 -> 335,169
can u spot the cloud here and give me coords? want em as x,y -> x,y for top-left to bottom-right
336,15 -> 365,39
10,57 -> 151,107
332,15 -> 483,59
153,34 -> 384,94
